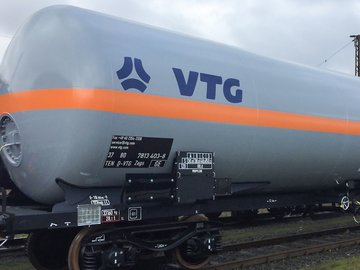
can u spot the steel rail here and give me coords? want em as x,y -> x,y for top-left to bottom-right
222,224 -> 360,251
220,210 -> 345,231
0,237 -> 27,254
205,237 -> 360,270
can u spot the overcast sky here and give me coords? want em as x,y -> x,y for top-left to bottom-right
0,0 -> 359,75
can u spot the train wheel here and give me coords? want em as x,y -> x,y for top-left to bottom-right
169,215 -> 210,269
340,195 -> 350,211
173,242 -> 209,269
68,227 -> 94,270
27,230 -> 76,270
68,226 -> 135,270
353,206 -> 360,223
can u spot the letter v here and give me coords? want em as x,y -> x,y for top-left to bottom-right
172,68 -> 198,96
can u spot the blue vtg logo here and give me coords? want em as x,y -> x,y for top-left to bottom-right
173,68 -> 243,103
116,57 -> 151,92
116,57 -> 243,103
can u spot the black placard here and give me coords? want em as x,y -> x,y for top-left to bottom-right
176,151 -> 214,176
104,135 -> 173,168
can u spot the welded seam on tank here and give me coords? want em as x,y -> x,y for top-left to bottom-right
0,88 -> 359,135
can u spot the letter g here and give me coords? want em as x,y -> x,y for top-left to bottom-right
223,78 -> 242,103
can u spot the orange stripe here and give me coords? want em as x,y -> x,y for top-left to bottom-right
0,88 -> 358,135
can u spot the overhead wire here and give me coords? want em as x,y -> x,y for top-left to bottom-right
317,40 -> 353,67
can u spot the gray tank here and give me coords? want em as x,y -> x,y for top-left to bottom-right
1,5 -> 360,204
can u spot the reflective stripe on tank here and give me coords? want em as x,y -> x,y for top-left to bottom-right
0,88 -> 359,135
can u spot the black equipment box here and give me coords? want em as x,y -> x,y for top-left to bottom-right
175,151 -> 215,204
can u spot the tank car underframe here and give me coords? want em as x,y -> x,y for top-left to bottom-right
0,188 -> 355,233
0,189 -> 356,270
0,151 -> 360,269
0,190 -> 353,270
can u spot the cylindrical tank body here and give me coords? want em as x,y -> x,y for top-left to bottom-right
1,5 -> 360,204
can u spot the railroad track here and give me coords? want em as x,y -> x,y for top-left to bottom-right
0,237 -> 27,254
206,224 -> 360,270
220,210 -> 345,231
0,215 -> 356,269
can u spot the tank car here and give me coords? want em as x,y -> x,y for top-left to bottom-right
1,5 -> 360,205
1,5 -> 360,270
